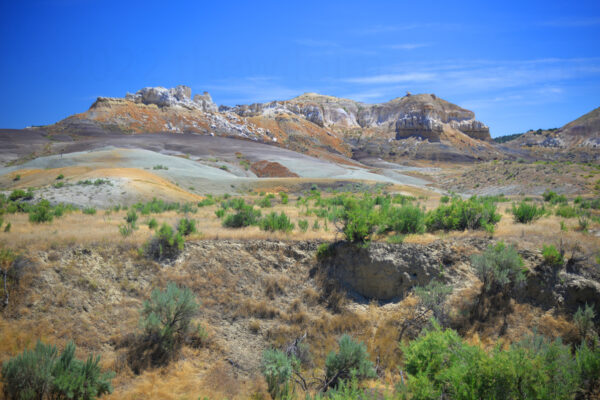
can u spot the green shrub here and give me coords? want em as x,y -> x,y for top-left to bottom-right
425,197 -> 500,232
177,218 -> 197,236
148,218 -> 158,230
52,181 -> 65,189
279,191 -> 289,205
256,196 -> 272,208
324,334 -> 375,389
82,207 -> 97,215
9,189 -> 33,202
1,340 -> 113,400
555,205 -> 579,218
471,241 -> 525,297
13,174 -> 20,182
125,209 -> 138,226
152,164 -> 169,170
542,244 -> 563,267
440,195 -> 450,203
140,283 -> 198,353
511,201 -> 545,223
337,196 -> 379,244
401,324 -> 585,400
298,219 -> 309,232
259,212 -> 294,232
381,204 -> 425,234
316,243 -> 334,260
215,209 -> 226,219
119,223 -> 134,237
543,189 -> 568,205
145,223 -> 185,260
387,234 -> 404,244
578,216 -> 590,232
56,174 -> 64,180
197,196 -> 216,207
574,304 -> 596,343
222,202 -> 261,228
4,223 -> 11,233
261,349 -> 296,400
28,200 -> 54,223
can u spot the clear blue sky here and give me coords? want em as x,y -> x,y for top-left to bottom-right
1,0 -> 599,137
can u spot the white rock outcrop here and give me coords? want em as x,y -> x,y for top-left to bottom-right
126,85 -> 218,112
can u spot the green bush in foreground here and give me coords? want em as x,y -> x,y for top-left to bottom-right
261,349 -> 296,400
511,201 -> 545,223
82,207 -> 97,215
28,200 -> 54,223
401,323 -> 599,400
177,218 -> 197,236
1,340 -> 113,400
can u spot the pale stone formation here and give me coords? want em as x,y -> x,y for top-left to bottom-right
228,92 -> 491,142
125,85 -> 217,112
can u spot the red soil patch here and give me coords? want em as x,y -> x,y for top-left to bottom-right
250,160 -> 299,178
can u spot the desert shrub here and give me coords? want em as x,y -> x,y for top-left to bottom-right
471,241 -> 525,297
133,198 -> 180,214
177,218 -> 196,236
425,196 -> 500,232
215,208 -> 225,218
197,196 -> 216,207
574,304 -> 597,344
543,189 -> 568,205
147,218 -> 158,230
261,349 -> 296,400
578,216 -> 590,232
392,194 -> 416,204
93,179 -> 108,186
140,283 -> 198,350
222,202 -> 261,228
279,191 -> 289,204
298,219 -> 309,232
1,340 -> 113,400
152,164 -> 168,170
511,201 -> 545,223
576,340 -> 600,395
579,197 -> 600,210
9,189 -> 33,201
259,212 -> 294,232
52,181 -> 65,189
82,207 -> 97,215
401,325 -> 585,400
324,335 -> 375,389
119,224 -> 134,237
56,174 -> 64,180
555,205 -> 579,218
381,204 -> 425,234
336,196 -> 379,244
316,243 -> 335,260
125,209 -> 138,226
256,196 -> 272,208
145,223 -> 184,260
440,195 -> 450,203
413,280 -> 453,326
28,200 -> 54,223
542,244 -> 563,267
4,223 -> 11,232
13,174 -> 20,181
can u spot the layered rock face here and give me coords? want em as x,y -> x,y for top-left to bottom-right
228,93 -> 491,142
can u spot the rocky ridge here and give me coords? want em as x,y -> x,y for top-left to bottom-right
42,85 -> 499,162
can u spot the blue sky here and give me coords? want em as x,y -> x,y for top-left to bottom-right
1,0 -> 599,137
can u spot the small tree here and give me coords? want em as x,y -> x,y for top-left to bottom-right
324,335 -> 375,390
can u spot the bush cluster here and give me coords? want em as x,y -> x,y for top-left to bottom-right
511,201 -> 546,223
401,323 -> 600,400
259,212 -> 294,232
424,196 -> 500,232
1,341 -> 113,400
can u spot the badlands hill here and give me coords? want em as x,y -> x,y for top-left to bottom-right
500,106 -> 600,161
42,86 -> 499,162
